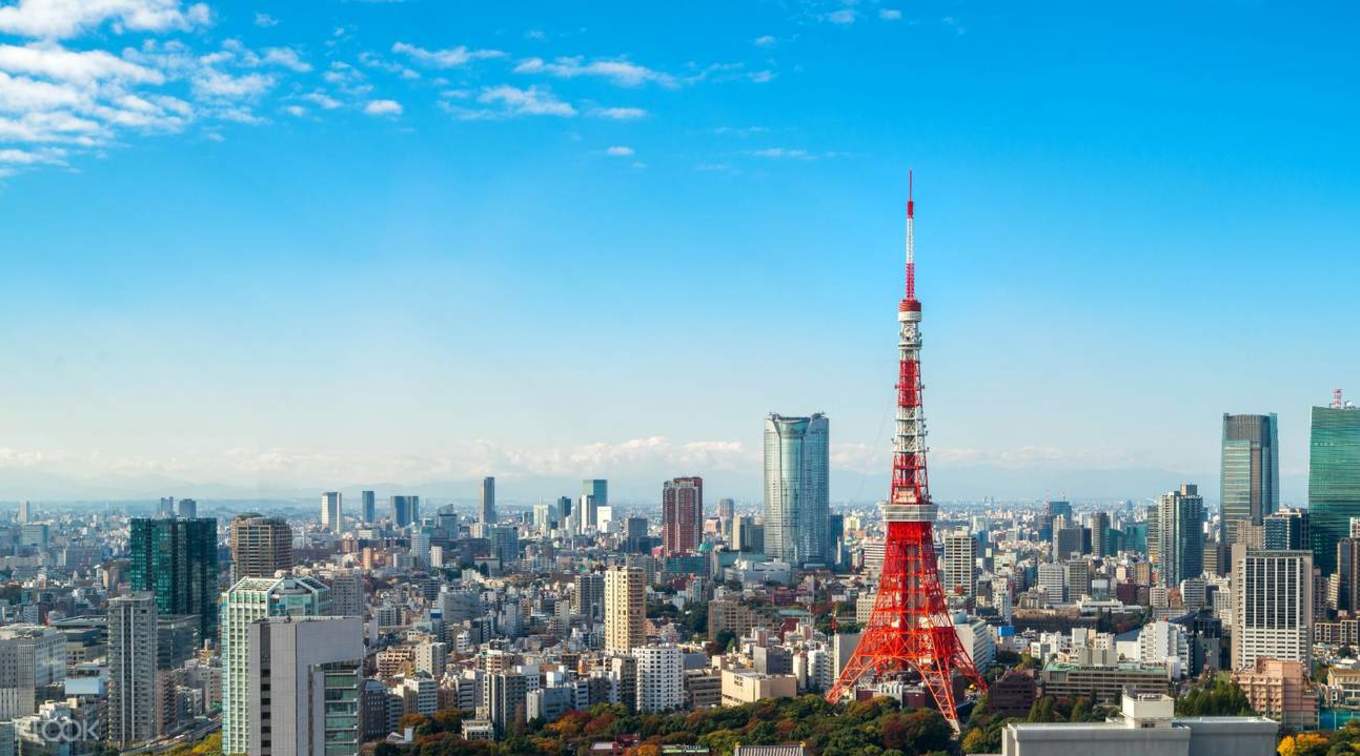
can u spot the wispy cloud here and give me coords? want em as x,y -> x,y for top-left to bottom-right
604,145 -> 633,156
754,35 -> 776,47
444,84 -> 576,119
515,56 -> 677,88
253,12 -> 278,28
880,9 -> 903,21
589,106 -> 646,120
391,41 -> 503,68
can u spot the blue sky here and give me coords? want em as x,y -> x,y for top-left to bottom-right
1,1 -> 1357,503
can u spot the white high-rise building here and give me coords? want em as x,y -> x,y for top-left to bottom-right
246,616 -> 364,756
0,625 -> 65,720
321,491 -> 342,534
953,614 -> 995,671
763,413 -> 831,567
416,640 -> 448,677
604,566 -> 645,653
942,532 -> 976,598
221,576 -> 331,755
633,645 -> 684,713
1232,546 -> 1312,671
1136,620 -> 1191,679
108,593 -> 159,747
1038,562 -> 1066,606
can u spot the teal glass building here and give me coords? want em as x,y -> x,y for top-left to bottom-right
1309,402 -> 1360,574
129,517 -> 220,639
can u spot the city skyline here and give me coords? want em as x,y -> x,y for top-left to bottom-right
3,1 -> 1359,503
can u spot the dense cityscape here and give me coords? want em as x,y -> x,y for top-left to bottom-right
5,192 -> 1358,756
9,395 -> 1360,755
4,2 -> 1357,756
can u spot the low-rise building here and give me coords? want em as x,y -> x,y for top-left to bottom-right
720,669 -> 797,707
1001,692 -> 1278,756
1233,657 -> 1318,730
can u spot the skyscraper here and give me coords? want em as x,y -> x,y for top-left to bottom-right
942,532 -> 976,598
582,479 -> 607,512
1089,511 -> 1112,558
391,495 -> 419,528
246,616 -> 364,756
481,477 -> 497,523
129,517 -> 219,639
176,498 -> 197,519
662,477 -> 704,555
1155,484 -> 1204,586
1232,546 -> 1312,671
604,566 -> 645,652
1264,509 -> 1309,551
320,491 -> 342,534
763,413 -> 831,567
229,514 -> 294,579
1220,413 -> 1280,546
16,500 -> 30,523
0,625 -> 66,719
361,490 -> 376,523
1310,394 -> 1360,574
220,576 -> 331,755
108,593 -> 159,747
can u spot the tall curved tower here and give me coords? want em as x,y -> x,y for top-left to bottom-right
826,175 -> 987,730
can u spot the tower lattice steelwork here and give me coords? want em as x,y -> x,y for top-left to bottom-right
826,175 -> 987,730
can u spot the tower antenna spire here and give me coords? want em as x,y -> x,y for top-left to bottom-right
905,169 -> 916,302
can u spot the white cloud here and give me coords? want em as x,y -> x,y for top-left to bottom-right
283,104 -> 305,117
191,69 -> 273,99
879,9 -> 903,20
588,106 -> 645,120
363,98 -> 402,116
826,9 -> 856,24
253,12 -> 277,28
750,147 -> 813,159
0,70 -> 85,111
604,145 -> 633,156
753,35 -> 776,47
0,44 -> 163,84
514,56 -> 676,88
0,146 -> 64,164
0,0 -> 211,39
301,91 -> 341,110
261,47 -> 310,73
446,85 -> 575,119
391,41 -> 503,68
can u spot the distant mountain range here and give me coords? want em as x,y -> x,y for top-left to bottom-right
0,462 -> 1311,510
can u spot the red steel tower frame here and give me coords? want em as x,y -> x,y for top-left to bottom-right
826,174 -> 987,729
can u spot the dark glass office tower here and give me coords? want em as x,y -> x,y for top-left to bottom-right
1310,399 -> 1360,574
1263,509 -> 1308,551
129,517 -> 219,639
1219,413 -> 1279,546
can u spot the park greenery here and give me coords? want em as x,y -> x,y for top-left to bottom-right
373,695 -> 955,756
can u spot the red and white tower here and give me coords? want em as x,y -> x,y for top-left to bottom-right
827,174 -> 987,729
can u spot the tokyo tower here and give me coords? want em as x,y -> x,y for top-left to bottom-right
826,174 -> 987,729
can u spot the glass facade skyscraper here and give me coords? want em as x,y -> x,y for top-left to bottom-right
1219,413 -> 1279,546
129,517 -> 219,640
1155,484 -> 1204,586
1309,402 -> 1360,574
763,413 -> 830,567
